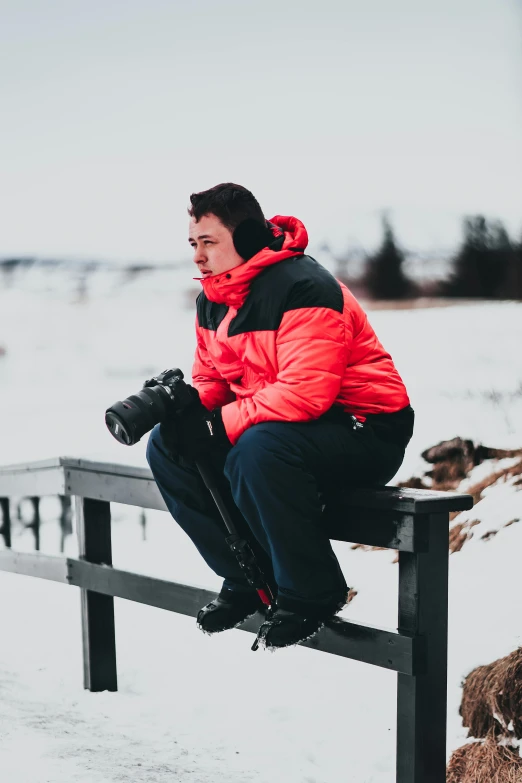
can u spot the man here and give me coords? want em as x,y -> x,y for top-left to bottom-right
146,183 -> 414,650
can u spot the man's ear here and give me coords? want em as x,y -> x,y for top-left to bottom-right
233,219 -> 274,260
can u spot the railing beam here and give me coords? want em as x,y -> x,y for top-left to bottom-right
0,457 -> 471,781
0,549 -> 421,675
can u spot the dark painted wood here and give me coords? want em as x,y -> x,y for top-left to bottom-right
0,498 -> 11,548
75,497 -> 117,692
0,456 -> 464,780
0,548 -> 421,676
0,458 -> 163,510
341,486 -> 473,514
68,559 -> 420,675
324,508 -> 429,552
396,512 -> 449,783
68,558 -> 216,617
0,457 -> 473,515
59,495 -> 73,553
311,617 -> 420,674
0,549 -> 69,581
29,496 -> 41,551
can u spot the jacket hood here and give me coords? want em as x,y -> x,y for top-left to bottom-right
198,215 -> 309,308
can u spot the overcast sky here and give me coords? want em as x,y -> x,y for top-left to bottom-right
1,0 -> 521,262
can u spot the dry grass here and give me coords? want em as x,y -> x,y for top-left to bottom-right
403,438 -> 522,495
447,735 -> 522,783
460,648 -> 522,740
462,460 -> 522,505
448,519 -> 481,554
353,438 -> 522,557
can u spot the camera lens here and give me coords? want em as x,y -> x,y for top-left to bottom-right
105,408 -> 134,445
105,385 -> 172,446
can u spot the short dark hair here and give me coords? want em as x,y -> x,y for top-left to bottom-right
188,183 -> 265,232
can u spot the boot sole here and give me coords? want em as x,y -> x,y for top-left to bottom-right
258,619 -> 326,651
197,606 -> 266,636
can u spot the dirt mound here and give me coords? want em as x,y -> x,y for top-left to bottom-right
448,649 -> 522,782
352,437 -> 522,557
403,437 -> 522,496
460,648 -> 522,740
447,734 -> 522,783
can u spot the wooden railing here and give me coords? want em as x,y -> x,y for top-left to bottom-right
0,456 -> 473,783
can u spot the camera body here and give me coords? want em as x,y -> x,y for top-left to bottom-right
105,367 -> 192,446
142,367 -> 185,394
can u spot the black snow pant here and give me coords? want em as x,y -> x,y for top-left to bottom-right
146,406 -> 414,615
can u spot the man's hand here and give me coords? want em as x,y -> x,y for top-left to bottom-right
160,386 -> 231,460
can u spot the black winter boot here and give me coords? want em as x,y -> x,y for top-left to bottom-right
253,607 -> 326,650
253,592 -> 351,651
197,587 -> 267,635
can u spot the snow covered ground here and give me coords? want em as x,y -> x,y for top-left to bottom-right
0,265 -> 521,781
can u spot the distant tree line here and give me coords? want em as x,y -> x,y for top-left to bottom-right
356,215 -> 522,301
2,215 -> 521,302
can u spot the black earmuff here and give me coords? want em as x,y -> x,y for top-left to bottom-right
233,219 -> 275,261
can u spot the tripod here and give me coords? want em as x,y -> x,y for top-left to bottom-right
195,457 -> 276,651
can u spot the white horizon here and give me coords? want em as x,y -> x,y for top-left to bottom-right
1,0 -> 520,262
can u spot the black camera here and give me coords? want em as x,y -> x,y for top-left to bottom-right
105,367 -> 193,446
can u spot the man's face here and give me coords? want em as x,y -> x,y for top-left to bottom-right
188,213 -> 245,278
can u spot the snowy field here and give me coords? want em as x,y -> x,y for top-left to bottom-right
0,264 -> 521,781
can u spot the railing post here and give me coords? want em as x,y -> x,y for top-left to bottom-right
29,496 -> 41,551
59,495 -> 73,553
396,512 -> 449,782
74,496 -> 117,692
0,498 -> 11,548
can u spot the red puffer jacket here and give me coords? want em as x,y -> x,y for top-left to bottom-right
193,215 -> 410,445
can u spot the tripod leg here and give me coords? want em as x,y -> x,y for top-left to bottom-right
194,457 -> 276,623
195,458 -> 238,536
